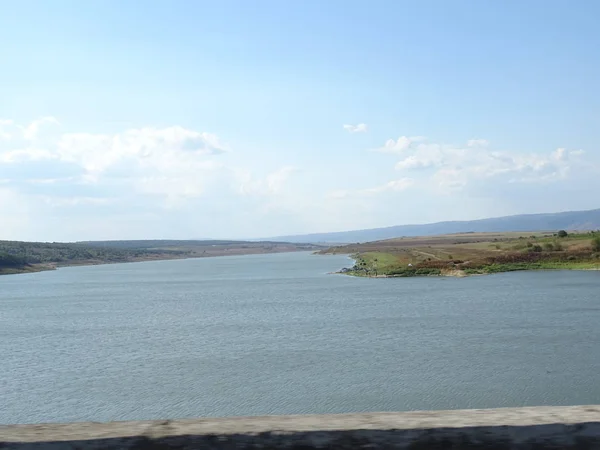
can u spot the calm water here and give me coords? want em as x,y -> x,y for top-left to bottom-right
1,252 -> 599,424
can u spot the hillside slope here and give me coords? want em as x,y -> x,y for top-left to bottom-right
0,240 -> 321,275
271,208 -> 600,243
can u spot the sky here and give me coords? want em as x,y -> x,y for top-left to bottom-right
1,0 -> 600,241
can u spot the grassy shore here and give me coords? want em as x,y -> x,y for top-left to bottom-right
324,230 -> 600,277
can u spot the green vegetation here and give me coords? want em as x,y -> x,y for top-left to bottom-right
388,267 -> 441,277
0,240 -> 323,275
346,252 -> 401,276
0,240 -> 187,265
326,230 -> 600,278
0,252 -> 27,268
0,241 -> 191,275
592,236 -> 600,252
0,251 -> 54,275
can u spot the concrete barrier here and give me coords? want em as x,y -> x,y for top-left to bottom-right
1,405 -> 600,449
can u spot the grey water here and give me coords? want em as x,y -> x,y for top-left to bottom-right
1,252 -> 599,425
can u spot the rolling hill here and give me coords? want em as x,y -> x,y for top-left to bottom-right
270,208 -> 600,244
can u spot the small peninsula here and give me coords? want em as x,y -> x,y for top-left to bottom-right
320,230 -> 600,277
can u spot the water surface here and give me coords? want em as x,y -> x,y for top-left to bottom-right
1,252 -> 599,424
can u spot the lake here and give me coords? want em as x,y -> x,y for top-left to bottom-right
1,252 -> 599,424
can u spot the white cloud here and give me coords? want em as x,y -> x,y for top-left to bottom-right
236,166 -> 296,196
56,133 -> 114,173
0,148 -> 56,163
343,123 -> 368,133
133,161 -> 223,204
0,119 -> 235,208
26,177 -> 79,185
266,166 -> 296,193
373,135 -> 425,154
363,178 -> 414,194
467,138 -> 489,147
0,188 -> 33,239
395,153 -> 439,170
40,196 -> 113,207
388,136 -> 586,190
1,116 -> 598,241
56,126 -> 227,175
0,116 -> 61,151
0,119 -> 14,140
329,178 -> 414,199
23,116 -> 60,140
328,189 -> 349,199
0,119 -> 309,239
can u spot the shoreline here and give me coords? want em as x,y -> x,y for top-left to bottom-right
334,265 -> 600,278
330,252 -> 600,278
0,249 -> 314,277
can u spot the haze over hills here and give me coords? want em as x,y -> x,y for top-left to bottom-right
269,208 -> 600,244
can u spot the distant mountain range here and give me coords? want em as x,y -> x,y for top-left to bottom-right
269,208 -> 600,244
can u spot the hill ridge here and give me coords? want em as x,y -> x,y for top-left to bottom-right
269,208 -> 600,243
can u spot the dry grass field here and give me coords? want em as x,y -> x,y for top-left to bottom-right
320,230 -> 600,277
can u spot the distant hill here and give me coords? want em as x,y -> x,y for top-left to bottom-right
76,239 -> 315,250
270,208 -> 600,244
76,239 -> 258,249
0,239 -> 323,275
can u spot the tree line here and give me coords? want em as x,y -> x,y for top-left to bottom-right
0,241 -> 189,267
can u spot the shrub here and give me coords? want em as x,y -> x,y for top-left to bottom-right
0,252 -> 27,268
543,243 -> 554,251
417,260 -> 454,269
532,245 -> 543,252
592,236 -> 600,252
527,242 -> 533,248
557,230 -> 568,238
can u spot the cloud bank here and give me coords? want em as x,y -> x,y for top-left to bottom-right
0,117 -> 597,241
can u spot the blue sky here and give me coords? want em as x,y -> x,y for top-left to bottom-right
1,0 -> 599,241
